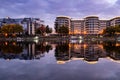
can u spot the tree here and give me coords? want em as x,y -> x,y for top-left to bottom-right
46,25 -> 52,34
54,22 -> 59,33
36,25 -> 46,35
103,26 -> 116,36
1,43 -> 23,54
58,25 -> 69,35
55,43 -> 69,61
115,25 -> 120,33
1,24 -> 23,37
103,25 -> 120,37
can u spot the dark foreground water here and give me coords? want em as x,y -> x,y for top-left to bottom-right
0,40 -> 120,80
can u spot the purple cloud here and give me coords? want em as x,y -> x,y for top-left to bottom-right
0,0 -> 119,27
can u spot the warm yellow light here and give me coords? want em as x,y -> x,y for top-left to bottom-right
116,43 -> 120,47
99,30 -> 103,34
13,42 -> 16,45
85,61 -> 98,64
84,31 -> 87,34
74,30 -> 80,34
5,33 -> 8,37
5,42 -> 8,45
69,44 -> 71,48
98,44 -> 103,49
12,33 -> 16,37
74,44 -> 79,49
84,44 -> 87,48
57,61 -> 66,64
71,57 -> 84,60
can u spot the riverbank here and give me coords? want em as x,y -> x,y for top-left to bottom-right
0,36 -> 119,42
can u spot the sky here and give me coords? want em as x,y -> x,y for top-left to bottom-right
0,0 -> 120,28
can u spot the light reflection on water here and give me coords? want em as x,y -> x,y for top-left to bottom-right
0,41 -> 120,80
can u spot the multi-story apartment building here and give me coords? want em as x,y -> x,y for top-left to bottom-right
55,16 -> 71,33
0,17 -> 44,35
55,16 -> 120,35
110,17 -> 120,26
99,20 -> 109,34
71,19 -> 84,34
55,42 -> 120,64
84,16 -> 100,34
22,18 -> 43,35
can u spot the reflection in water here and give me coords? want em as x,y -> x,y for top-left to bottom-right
0,42 -> 52,60
0,41 -> 120,64
55,43 -> 70,64
103,41 -> 120,61
55,41 -> 120,64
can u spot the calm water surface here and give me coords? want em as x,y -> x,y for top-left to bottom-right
0,41 -> 120,80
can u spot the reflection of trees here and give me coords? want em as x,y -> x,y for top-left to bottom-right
103,41 -> 120,60
0,42 -> 53,60
103,41 -> 116,53
1,44 -> 23,54
46,45 -> 52,53
103,41 -> 120,54
36,43 -> 52,54
0,43 -> 23,59
55,43 -> 70,61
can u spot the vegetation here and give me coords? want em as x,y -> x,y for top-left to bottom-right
58,25 -> 69,35
36,25 -> 52,36
36,25 -> 46,35
36,43 -> 52,53
103,41 -> 120,55
1,43 -> 23,54
55,43 -> 69,61
46,25 -> 52,34
54,22 -> 59,33
1,24 -> 23,37
54,23 -> 69,35
103,25 -> 120,36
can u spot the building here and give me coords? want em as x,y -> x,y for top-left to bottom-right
19,18 -> 44,35
0,17 -> 44,35
99,20 -> 109,34
110,17 -> 120,26
84,16 -> 100,35
71,19 -> 84,34
55,16 -> 71,32
71,16 -> 109,35
55,16 -> 112,35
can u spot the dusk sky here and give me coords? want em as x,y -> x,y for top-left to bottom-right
0,0 -> 120,28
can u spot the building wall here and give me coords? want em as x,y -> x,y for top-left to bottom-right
0,17 -> 44,35
84,16 -> 100,34
70,20 -> 84,34
110,17 -> 120,26
99,20 -> 108,34
55,16 -> 71,32
55,16 -> 111,35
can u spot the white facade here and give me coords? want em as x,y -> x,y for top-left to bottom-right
110,17 -> 120,26
71,19 -> 84,34
99,20 -> 108,34
55,16 -> 71,31
0,17 -> 44,35
22,18 -> 44,35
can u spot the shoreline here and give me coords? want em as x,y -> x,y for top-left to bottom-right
0,36 -> 118,42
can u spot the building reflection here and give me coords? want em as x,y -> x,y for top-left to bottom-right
0,42 -> 52,60
55,43 -> 70,64
103,41 -> 120,61
55,41 -> 120,64
0,41 -> 120,64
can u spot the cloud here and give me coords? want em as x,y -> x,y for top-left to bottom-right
0,0 -> 119,27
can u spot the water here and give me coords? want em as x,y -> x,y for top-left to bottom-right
0,41 -> 120,80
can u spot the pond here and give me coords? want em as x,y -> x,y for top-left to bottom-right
0,41 -> 120,80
